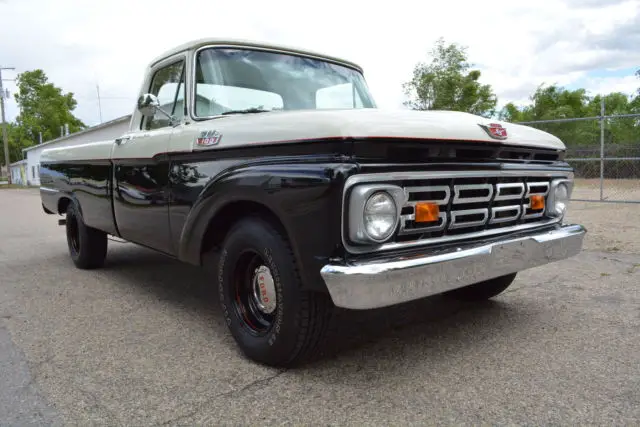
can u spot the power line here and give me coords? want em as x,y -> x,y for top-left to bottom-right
77,95 -> 132,100
0,66 -> 16,184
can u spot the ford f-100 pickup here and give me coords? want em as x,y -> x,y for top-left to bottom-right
38,38 -> 586,367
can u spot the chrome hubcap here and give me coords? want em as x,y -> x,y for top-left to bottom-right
251,265 -> 277,314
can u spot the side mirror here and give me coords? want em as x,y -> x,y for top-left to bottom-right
137,93 -> 160,117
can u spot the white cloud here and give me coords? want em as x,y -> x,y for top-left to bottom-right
582,75 -> 640,97
0,0 -> 638,128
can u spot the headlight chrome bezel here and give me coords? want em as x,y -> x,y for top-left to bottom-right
547,178 -> 573,218
347,184 -> 406,245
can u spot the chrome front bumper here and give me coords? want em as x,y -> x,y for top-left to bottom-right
320,224 -> 586,310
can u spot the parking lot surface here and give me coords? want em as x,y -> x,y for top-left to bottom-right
1,188 -> 639,425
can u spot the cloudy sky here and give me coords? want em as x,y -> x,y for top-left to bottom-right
1,0 -> 638,128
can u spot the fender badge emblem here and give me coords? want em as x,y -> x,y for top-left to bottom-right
478,123 -> 508,140
196,130 -> 222,146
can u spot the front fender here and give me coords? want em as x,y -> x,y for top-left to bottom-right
172,161 -> 358,292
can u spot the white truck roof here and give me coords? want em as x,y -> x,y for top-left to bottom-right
148,37 -> 365,73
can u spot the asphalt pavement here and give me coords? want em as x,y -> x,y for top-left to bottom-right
0,188 -> 639,425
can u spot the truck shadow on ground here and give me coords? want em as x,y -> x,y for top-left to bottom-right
101,243 -> 521,369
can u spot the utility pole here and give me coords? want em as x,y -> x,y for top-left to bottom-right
0,66 -> 16,184
96,84 -> 103,124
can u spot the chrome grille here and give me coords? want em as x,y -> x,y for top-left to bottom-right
399,176 -> 552,239
342,170 -> 572,254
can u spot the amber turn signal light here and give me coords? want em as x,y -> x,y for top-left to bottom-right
530,195 -> 545,210
415,202 -> 440,223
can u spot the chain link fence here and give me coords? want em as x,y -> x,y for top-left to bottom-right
517,105 -> 640,204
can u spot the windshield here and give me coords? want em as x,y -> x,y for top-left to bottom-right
193,47 -> 376,117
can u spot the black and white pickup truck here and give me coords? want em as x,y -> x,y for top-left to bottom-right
38,38 -> 586,366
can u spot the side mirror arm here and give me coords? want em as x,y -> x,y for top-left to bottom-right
154,107 -> 175,122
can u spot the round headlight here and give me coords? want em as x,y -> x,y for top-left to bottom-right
363,191 -> 397,241
551,183 -> 569,217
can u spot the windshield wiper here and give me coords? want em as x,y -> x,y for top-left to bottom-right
221,107 -> 272,115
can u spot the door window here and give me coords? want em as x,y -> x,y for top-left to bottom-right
143,60 -> 186,130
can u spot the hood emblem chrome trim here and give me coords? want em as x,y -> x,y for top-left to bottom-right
478,123 -> 508,140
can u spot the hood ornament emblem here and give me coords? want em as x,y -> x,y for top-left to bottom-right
478,123 -> 508,140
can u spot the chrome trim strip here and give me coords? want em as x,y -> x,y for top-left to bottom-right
449,208 -> 489,229
355,215 -> 562,254
522,207 -> 545,219
321,224 -> 586,309
494,182 -> 525,201
522,181 -> 549,219
403,185 -> 450,206
453,183 -> 493,204
399,184 -> 449,234
399,213 -> 446,234
489,205 -> 522,224
525,181 -> 550,196
346,170 -> 574,186
39,186 -> 59,194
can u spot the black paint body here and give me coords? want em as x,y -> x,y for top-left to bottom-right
39,138 -> 572,293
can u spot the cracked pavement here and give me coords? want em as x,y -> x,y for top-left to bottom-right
0,189 -> 639,425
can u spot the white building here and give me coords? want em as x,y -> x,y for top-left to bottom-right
9,159 -> 28,185
17,115 -> 131,186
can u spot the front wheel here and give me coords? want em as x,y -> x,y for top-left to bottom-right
443,273 -> 517,301
216,216 -> 333,367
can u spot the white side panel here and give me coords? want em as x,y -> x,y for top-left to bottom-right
111,126 -> 174,159
38,120 -> 131,165
40,140 -> 117,163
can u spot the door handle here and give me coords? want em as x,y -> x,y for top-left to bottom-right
115,136 -> 132,145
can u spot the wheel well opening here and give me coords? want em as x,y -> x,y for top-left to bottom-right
200,201 -> 288,256
42,203 -> 55,215
58,197 -> 72,215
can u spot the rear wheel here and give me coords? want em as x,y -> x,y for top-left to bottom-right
65,203 -> 108,269
444,273 -> 517,301
216,216 -> 333,367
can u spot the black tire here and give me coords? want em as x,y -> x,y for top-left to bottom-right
65,203 -> 108,269
216,216 -> 333,367
444,273 -> 517,301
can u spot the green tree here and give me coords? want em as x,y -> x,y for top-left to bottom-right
499,82 -> 639,154
403,38 -> 498,117
499,83 -> 639,122
496,102 -> 525,123
0,123 -> 31,167
500,84 -> 591,122
631,69 -> 640,113
13,69 -> 85,143
499,84 -> 599,149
